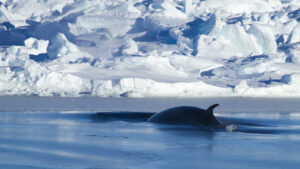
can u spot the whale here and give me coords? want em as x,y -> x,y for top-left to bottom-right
147,104 -> 221,126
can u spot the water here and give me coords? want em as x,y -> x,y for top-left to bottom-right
1,109 -> 300,169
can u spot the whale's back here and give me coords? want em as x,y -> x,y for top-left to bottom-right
147,106 -> 220,126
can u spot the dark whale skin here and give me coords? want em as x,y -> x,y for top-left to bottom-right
147,104 -> 221,126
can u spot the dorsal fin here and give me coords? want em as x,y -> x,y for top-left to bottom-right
206,104 -> 219,113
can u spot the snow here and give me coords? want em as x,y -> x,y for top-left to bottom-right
0,0 -> 300,97
24,37 -> 49,55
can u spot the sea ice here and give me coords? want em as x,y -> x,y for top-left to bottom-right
0,0 -> 299,97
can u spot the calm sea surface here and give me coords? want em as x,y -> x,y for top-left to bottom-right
1,97 -> 300,169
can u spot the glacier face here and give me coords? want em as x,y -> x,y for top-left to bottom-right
0,0 -> 299,97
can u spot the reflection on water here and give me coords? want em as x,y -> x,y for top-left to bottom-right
1,111 -> 300,169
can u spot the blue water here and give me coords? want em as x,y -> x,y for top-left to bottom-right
1,110 -> 300,169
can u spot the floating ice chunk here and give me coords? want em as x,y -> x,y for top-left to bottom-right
197,23 -> 260,58
158,0 -> 188,18
196,21 -> 277,59
47,33 -> 92,63
24,38 -> 49,55
48,33 -> 78,59
144,15 -> 187,33
144,0 -> 188,33
225,124 -> 237,132
121,39 -> 139,55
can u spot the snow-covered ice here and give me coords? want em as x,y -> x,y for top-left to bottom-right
0,0 -> 300,97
